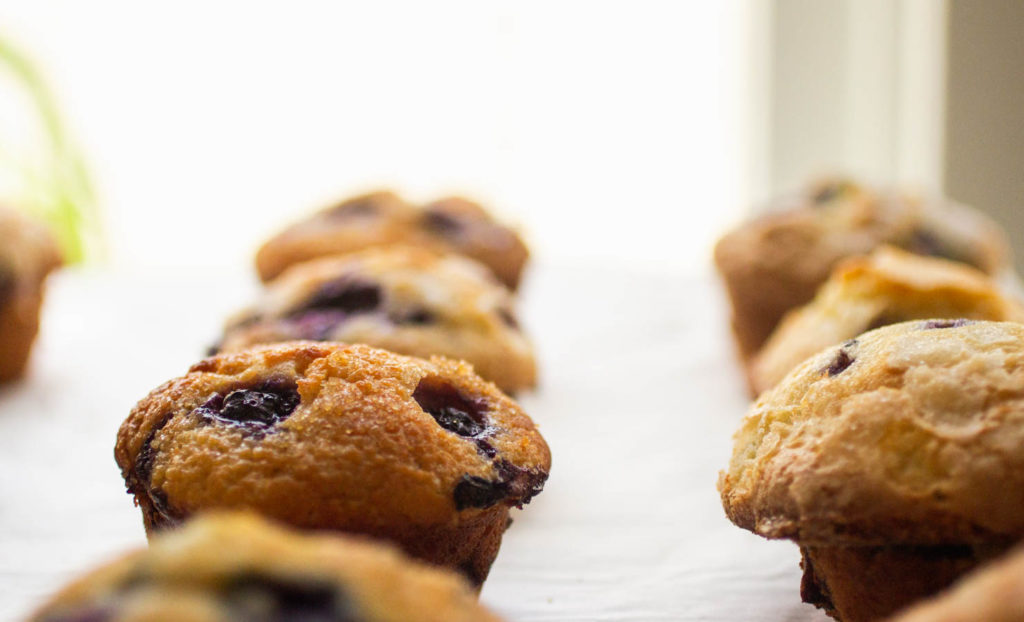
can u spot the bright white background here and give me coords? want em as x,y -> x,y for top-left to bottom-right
0,1 -> 754,276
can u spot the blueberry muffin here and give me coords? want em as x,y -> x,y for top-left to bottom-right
217,246 -> 536,394
0,207 -> 61,382
713,178 -> 1011,362
887,544 -> 1024,622
720,320 -> 1024,622
749,247 -> 1024,395
255,191 -> 529,291
114,342 -> 551,586
30,512 -> 504,622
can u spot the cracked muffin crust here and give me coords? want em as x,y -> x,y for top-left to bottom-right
720,320 -> 1024,621
217,246 -> 536,393
114,342 -> 551,587
30,512 -> 504,622
255,191 -> 529,291
713,178 -> 1011,363
0,207 -> 61,382
749,247 -> 1024,395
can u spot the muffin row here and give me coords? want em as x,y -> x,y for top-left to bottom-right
715,179 -> 1024,622
29,192 -> 550,620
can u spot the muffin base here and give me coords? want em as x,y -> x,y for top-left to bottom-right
0,290 -> 44,382
799,544 -> 1004,622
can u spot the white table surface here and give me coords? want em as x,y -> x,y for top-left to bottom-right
0,263 -> 828,621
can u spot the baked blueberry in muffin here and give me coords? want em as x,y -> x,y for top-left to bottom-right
255,191 -> 529,291
217,247 -> 536,394
115,342 -> 551,586
721,320 -> 1024,621
30,512 -> 505,622
713,178 -> 1012,363
749,246 -> 1024,395
0,206 -> 61,382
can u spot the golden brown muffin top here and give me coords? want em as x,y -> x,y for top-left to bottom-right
217,247 -> 535,393
721,320 -> 1024,546
31,512 -> 505,622
715,179 -> 916,288
254,191 -> 529,290
230,246 -> 517,335
750,247 -> 1024,394
716,178 -> 1010,282
115,342 -> 550,533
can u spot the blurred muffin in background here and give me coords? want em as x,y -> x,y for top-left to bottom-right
0,207 -> 61,382
256,191 -> 530,291
748,246 -> 1024,395
219,246 -> 536,394
30,512 -> 505,622
713,178 -> 1012,364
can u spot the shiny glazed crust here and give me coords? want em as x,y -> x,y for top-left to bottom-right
31,512 -> 505,622
255,191 -> 529,290
0,207 -> 61,381
887,544 -> 1024,622
220,246 -> 536,393
713,179 -> 1011,362
749,247 -> 1024,395
721,320 -> 1024,546
115,342 -> 550,585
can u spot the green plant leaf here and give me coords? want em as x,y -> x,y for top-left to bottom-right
0,35 -> 103,264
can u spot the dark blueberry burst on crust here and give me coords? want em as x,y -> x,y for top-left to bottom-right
413,376 -> 488,438
453,460 -> 548,511
421,209 -> 464,236
222,574 -> 357,621
922,319 -> 973,330
197,377 -> 300,428
411,376 -> 548,511
290,278 -> 382,317
821,340 -> 857,377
